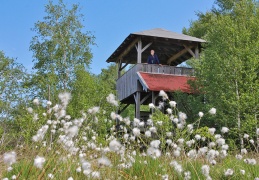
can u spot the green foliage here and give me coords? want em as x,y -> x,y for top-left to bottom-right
29,0 -> 95,101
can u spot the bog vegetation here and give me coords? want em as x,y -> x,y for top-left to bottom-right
1,0 -> 259,179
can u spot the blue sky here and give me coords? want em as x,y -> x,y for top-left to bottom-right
0,0 -> 214,75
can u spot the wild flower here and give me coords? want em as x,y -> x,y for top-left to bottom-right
150,140 -> 161,149
169,101 -> 177,107
224,168 -> 234,176
184,171 -> 191,180
132,128 -> 140,137
170,161 -> 183,174
27,107 -> 33,113
46,100 -> 52,106
221,127 -> 229,134
147,147 -> 161,159
187,124 -> 193,132
166,132 -> 172,137
173,149 -> 181,157
11,175 -> 16,180
98,156 -> 111,167
241,148 -> 247,155
214,134 -> 221,139
249,139 -> 254,144
34,156 -> 45,169
177,138 -> 184,144
198,147 -> 208,156
244,158 -> 256,165
110,112 -> 117,120
149,103 -> 155,109
145,130 -> 151,138
33,98 -> 40,105
209,108 -> 216,115
186,139 -> 195,147
216,138 -> 225,146
109,139 -> 122,152
32,125 -> 49,142
159,90 -> 168,100
209,142 -> 216,148
91,171 -> 100,179
187,149 -> 197,159
235,154 -> 243,160
198,112 -> 204,117
195,134 -> 201,140
149,126 -> 157,133
240,169 -> 245,175
133,118 -> 140,127
147,119 -> 153,126
162,174 -> 169,180
243,134 -> 249,139
201,165 -> 210,177
222,144 -> 229,150
106,93 -> 118,106
48,173 -> 54,179
208,128 -> 216,135
256,128 -> 259,135
88,107 -> 100,114
172,118 -> 179,124
179,112 -> 187,121
58,92 -> 71,108
166,108 -> 172,114
3,151 -> 16,166
67,177 -> 74,180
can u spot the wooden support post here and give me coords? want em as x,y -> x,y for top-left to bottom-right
117,59 -> 122,78
134,92 -> 141,119
137,38 -> 142,63
151,91 -> 155,114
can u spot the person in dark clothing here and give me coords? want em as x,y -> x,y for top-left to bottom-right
147,50 -> 160,64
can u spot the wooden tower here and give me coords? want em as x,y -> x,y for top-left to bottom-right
106,28 -> 205,119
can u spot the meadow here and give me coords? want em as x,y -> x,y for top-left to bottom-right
1,91 -> 259,180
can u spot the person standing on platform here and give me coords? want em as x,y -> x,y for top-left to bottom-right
147,49 -> 161,65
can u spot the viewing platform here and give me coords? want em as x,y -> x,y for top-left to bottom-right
117,64 -> 194,101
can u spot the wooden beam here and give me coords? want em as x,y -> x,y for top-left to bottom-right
140,93 -> 151,105
118,38 -> 139,60
120,62 -> 129,71
183,45 -> 195,58
118,103 -> 130,114
141,42 -> 153,53
117,59 -> 122,78
167,45 -> 194,64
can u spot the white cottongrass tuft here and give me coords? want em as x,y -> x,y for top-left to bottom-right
67,177 -> 74,180
166,108 -> 172,114
241,148 -> 247,155
149,103 -> 155,109
47,101 -> 52,106
244,158 -> 257,165
106,93 -> 118,106
48,173 -> 54,179
169,101 -> 177,108
34,156 -> 46,169
33,98 -> 40,105
145,130 -> 151,138
170,161 -> 183,174
150,140 -> 160,149
208,128 -> 216,135
198,112 -> 204,117
221,127 -> 229,134
3,151 -> 17,166
209,108 -> 216,115
132,128 -> 141,137
224,168 -> 234,176
147,147 -> 161,159
58,92 -> 71,107
243,133 -> 249,139
240,169 -> 245,175
109,139 -> 122,152
97,156 -> 111,167
159,90 -> 168,100
27,107 -> 33,113
201,165 -> 210,177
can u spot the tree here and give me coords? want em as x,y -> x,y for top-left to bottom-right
29,0 -> 94,101
0,51 -> 28,121
193,0 -> 259,147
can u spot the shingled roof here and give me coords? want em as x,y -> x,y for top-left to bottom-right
106,28 -> 205,66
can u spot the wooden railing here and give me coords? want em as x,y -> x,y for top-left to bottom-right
116,64 -> 194,101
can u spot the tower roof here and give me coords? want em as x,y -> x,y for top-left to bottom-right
106,28 -> 205,65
